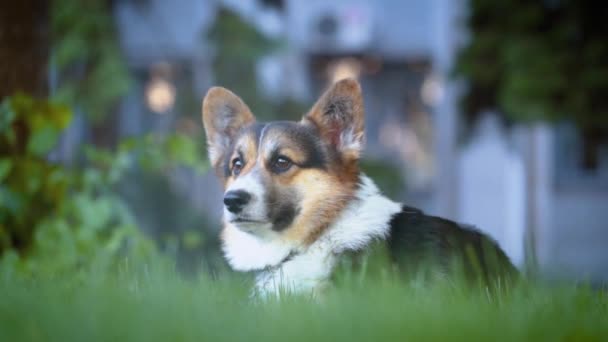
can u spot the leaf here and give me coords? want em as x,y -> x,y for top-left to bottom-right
47,102 -> 72,129
0,99 -> 17,135
0,159 -> 12,182
0,186 -> 24,216
27,126 -> 59,156
167,134 -> 198,166
108,150 -> 131,184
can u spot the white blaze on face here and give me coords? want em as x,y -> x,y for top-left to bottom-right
223,169 -> 267,223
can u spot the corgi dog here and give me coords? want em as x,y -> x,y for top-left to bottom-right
202,79 -> 517,296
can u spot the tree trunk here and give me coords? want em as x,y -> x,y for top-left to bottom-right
0,0 -> 49,99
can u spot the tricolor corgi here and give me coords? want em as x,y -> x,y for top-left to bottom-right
201,78 -> 517,296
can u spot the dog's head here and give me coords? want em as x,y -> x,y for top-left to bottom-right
202,79 -> 365,245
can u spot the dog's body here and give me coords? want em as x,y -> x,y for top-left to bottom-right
202,79 -> 517,296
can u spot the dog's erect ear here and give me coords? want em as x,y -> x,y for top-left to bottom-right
303,78 -> 365,160
202,87 -> 255,167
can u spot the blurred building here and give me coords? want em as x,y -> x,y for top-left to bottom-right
108,0 -> 607,282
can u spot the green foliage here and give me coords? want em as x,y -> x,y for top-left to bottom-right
0,94 -> 73,254
456,0 -> 608,136
0,94 -> 210,277
0,95 -> 156,277
112,133 -> 209,175
51,0 -> 132,122
0,266 -> 607,341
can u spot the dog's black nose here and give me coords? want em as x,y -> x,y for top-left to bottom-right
223,190 -> 251,213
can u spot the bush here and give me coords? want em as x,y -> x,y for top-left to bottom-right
0,94 -> 209,278
456,1 -> 608,135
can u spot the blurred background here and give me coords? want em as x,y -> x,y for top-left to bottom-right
1,0 -> 606,283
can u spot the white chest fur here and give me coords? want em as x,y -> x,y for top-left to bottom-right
221,175 -> 402,297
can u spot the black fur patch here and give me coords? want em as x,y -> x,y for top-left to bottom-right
264,181 -> 301,232
223,122 -> 327,175
263,122 -> 327,170
271,204 -> 300,231
386,205 -> 518,284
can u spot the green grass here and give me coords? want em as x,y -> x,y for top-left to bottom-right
1,264 -> 607,342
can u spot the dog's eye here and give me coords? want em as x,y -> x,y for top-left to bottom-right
232,158 -> 244,176
272,156 -> 292,173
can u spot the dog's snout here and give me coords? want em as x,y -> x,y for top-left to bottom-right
223,190 -> 252,213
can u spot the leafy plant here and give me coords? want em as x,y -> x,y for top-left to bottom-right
0,94 -> 72,254
0,94 -> 209,277
455,1 -> 608,145
51,0 -> 131,122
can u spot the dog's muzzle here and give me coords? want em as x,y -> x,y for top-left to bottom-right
223,190 -> 252,214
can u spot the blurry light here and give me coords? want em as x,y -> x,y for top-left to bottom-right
328,57 -> 362,83
378,118 -> 403,150
378,117 -> 434,189
421,74 -> 444,107
146,77 -> 175,114
379,120 -> 423,162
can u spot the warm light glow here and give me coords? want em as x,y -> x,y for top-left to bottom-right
378,116 -> 434,189
328,58 -> 362,83
146,77 -> 176,114
421,74 -> 444,106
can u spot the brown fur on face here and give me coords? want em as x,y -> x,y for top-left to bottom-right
282,169 -> 356,244
256,124 -> 359,243
201,79 -> 366,246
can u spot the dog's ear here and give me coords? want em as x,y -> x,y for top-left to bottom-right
202,87 -> 255,167
303,78 -> 365,160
